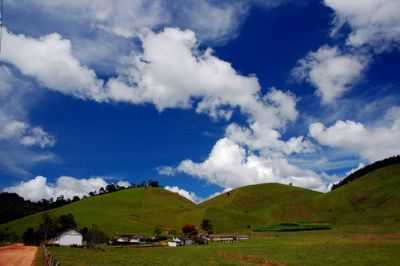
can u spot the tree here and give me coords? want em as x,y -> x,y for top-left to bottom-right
39,213 -> 56,242
85,225 -> 109,246
154,225 -> 162,238
58,213 -> 77,231
201,219 -> 213,234
23,227 -> 37,245
168,229 -> 177,237
106,184 -> 117,193
148,180 -> 160,188
182,224 -> 198,236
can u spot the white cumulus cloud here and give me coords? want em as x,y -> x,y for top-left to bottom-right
293,46 -> 367,104
325,0 -> 400,49
309,107 -> 400,162
164,186 -> 202,203
176,138 -> 327,192
4,176 -> 109,202
106,28 -> 286,129
0,29 -> 104,100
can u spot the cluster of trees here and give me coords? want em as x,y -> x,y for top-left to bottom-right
23,213 -> 78,245
81,225 -> 109,247
151,219 -> 213,241
0,193 -> 80,225
331,155 -> 400,190
180,219 -> 213,237
0,228 -> 18,243
22,213 -> 109,246
89,180 -> 160,197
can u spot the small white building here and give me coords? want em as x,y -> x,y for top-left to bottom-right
167,237 -> 182,247
114,235 -> 143,245
49,229 -> 83,246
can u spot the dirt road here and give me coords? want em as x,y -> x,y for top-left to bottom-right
0,244 -> 38,266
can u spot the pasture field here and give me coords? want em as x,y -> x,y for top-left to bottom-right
49,228 -> 400,266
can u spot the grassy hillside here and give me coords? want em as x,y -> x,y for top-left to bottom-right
3,164 -> 400,237
176,183 -> 323,233
319,164 -> 400,225
0,188 -> 196,237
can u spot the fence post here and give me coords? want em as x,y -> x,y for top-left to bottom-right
41,244 -> 59,266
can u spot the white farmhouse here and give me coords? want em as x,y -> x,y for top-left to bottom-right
49,229 -> 83,246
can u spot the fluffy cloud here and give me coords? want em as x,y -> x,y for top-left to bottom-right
116,181 -> 131,188
225,123 -> 313,157
310,107 -> 400,162
176,138 -> 327,191
16,0 -> 245,43
293,46 -> 367,104
0,29 -> 104,100
164,186 -> 202,203
4,176 -> 109,202
107,28 -> 284,128
2,27 -> 293,130
0,118 -> 55,148
16,0 -> 288,44
325,0 -> 400,49
27,0 -> 167,39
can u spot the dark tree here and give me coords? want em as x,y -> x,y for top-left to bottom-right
57,213 -> 77,231
106,184 -> 117,193
0,192 -> 43,224
38,213 -> 57,242
154,225 -> 162,238
182,224 -> 198,236
148,180 -> 160,188
85,225 -> 109,246
23,227 -> 37,245
201,219 -> 213,234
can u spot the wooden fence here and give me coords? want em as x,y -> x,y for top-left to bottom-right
42,245 -> 60,266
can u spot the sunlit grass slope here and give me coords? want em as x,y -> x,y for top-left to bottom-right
191,183 -> 323,232
319,164 -> 400,225
1,188 -> 196,236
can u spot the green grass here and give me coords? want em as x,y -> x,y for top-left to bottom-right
49,229 -> 400,266
34,246 -> 44,266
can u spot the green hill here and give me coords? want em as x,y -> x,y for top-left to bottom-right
193,183 -> 323,232
2,164 -> 400,237
0,187 -> 196,237
319,164 -> 400,225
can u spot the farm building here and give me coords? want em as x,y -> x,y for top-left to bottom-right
208,234 -> 249,243
113,235 -> 144,245
167,237 -> 194,247
48,229 -> 83,246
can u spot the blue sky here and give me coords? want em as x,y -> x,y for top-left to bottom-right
1,0 -> 400,202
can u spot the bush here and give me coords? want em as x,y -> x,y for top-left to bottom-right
182,224 -> 198,236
